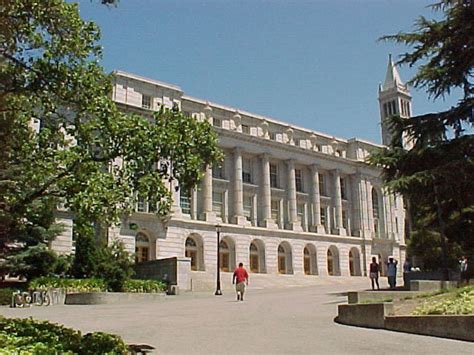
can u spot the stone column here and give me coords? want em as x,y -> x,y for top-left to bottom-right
231,147 -> 246,225
286,159 -> 302,231
200,165 -> 216,222
332,169 -> 346,235
259,153 -> 276,228
310,165 -> 325,233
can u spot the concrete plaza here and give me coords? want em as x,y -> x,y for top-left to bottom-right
1,278 -> 473,354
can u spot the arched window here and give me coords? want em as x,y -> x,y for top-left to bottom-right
135,233 -> 150,263
349,250 -> 354,275
219,240 -> 230,272
304,247 -> 311,275
303,245 -> 317,275
327,246 -> 340,276
277,243 -> 293,274
185,236 -> 199,271
349,248 -> 361,276
372,188 -> 380,237
249,242 -> 259,273
278,245 -> 286,274
327,249 -> 334,276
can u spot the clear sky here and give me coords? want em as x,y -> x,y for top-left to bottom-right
77,0 -> 459,144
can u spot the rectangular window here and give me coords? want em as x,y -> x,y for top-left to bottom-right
342,209 -> 347,228
212,162 -> 225,179
297,203 -> 304,222
270,132 -> 277,140
319,173 -> 326,196
242,158 -> 252,184
391,100 -> 397,115
213,117 -> 222,128
270,164 -> 278,188
243,195 -> 252,221
340,178 -> 347,200
180,189 -> 191,215
137,196 -> 146,212
271,200 -> 280,221
241,124 -> 250,134
320,207 -> 327,226
148,201 -> 156,213
295,169 -> 303,192
383,103 -> 388,118
395,217 -> 399,234
142,94 -> 152,109
212,191 -> 224,218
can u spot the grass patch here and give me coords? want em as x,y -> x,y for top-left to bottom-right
412,286 -> 474,315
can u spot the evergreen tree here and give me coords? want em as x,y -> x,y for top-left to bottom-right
371,1 -> 474,270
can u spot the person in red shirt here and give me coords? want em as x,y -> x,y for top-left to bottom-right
232,262 -> 249,301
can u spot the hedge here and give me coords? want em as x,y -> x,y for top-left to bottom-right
29,277 -> 167,293
0,317 -> 128,354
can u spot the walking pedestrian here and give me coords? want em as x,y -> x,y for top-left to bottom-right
232,262 -> 249,301
387,257 -> 398,289
369,257 -> 380,291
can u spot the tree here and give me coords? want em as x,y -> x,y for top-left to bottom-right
370,1 -> 473,271
0,1 -> 222,264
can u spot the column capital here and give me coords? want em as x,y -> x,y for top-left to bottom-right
260,152 -> 271,160
310,163 -> 321,173
233,146 -> 244,154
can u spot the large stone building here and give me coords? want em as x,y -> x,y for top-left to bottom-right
52,56 -> 411,288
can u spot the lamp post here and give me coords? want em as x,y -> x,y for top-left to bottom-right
215,224 -> 223,295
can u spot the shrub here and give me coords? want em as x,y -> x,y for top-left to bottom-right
0,317 -> 128,354
29,277 -> 107,293
0,288 -> 14,306
123,279 -> 167,293
79,332 -> 128,354
94,240 -> 134,292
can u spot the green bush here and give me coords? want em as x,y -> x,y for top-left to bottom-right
94,240 -> 134,292
79,332 -> 128,354
29,277 -> 166,293
0,289 -> 14,306
29,277 -> 107,293
123,279 -> 167,293
0,317 -> 128,354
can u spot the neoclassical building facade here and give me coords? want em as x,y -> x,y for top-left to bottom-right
52,57 -> 410,283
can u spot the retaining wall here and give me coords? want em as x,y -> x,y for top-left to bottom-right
65,292 -> 166,305
337,303 -> 393,328
347,291 -> 420,304
385,315 -> 474,342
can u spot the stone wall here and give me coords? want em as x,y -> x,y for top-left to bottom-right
134,257 -> 191,291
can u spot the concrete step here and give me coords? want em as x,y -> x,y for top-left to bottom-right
189,271 -> 371,292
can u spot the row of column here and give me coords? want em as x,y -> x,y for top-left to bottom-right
199,148 -> 354,235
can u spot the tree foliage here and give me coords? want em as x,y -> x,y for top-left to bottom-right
371,0 -> 474,266
0,0 -> 222,262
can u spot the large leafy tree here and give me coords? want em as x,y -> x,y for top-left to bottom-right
0,1 -> 222,262
370,1 -> 473,271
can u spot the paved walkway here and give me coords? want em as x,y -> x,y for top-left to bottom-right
1,279 -> 473,354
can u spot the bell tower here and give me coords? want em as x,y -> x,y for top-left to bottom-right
378,54 -> 412,146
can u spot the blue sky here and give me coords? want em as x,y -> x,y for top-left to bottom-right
77,0 -> 459,144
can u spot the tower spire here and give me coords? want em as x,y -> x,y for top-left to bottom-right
378,54 -> 412,147
383,54 -> 403,90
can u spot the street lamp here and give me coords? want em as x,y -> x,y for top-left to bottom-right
215,224 -> 223,296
